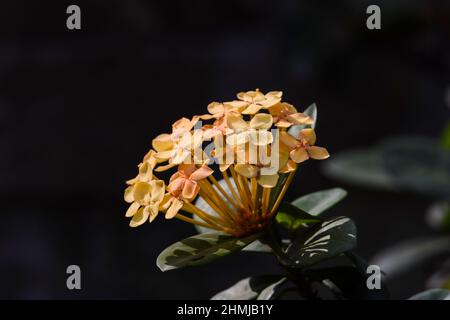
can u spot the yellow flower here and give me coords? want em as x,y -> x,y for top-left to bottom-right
234,163 -> 279,188
236,89 -> 282,115
280,129 -> 330,163
153,129 -> 204,171
126,150 -> 159,185
226,114 -> 274,146
268,102 -> 313,128
124,180 -> 166,227
206,101 -> 246,119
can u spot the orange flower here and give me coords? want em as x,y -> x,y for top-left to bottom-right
161,163 -> 214,219
236,89 -> 282,114
268,102 -> 313,128
280,129 -> 329,163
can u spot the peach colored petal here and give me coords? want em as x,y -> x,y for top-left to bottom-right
207,102 -> 225,116
190,165 -> 214,181
279,159 -> 297,173
227,115 -> 248,131
275,119 -> 293,128
250,113 -> 273,130
301,128 -> 316,145
182,179 -> 199,200
168,177 -> 186,196
290,147 -> 309,163
307,146 -> 330,160
287,113 -> 313,125
152,134 -> 173,152
280,131 -> 299,149
241,103 -> 262,115
178,164 -> 197,177
258,174 -> 279,188
249,130 -> 273,146
154,150 -> 174,161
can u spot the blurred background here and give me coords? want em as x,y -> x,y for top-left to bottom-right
0,0 -> 449,299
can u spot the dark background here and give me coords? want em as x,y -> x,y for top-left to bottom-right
0,0 -> 449,299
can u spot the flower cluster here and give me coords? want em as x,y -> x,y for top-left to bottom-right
124,89 -> 329,236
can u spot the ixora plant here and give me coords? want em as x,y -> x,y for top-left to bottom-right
124,89 -> 388,300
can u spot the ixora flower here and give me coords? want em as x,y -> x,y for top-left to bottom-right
124,89 -> 331,236
123,90 -> 369,300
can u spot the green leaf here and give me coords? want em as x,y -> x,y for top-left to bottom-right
282,216 -> 357,268
288,103 -> 317,138
380,137 -> 450,199
257,277 -> 287,300
156,232 -> 260,272
292,188 -> 347,216
441,121 -> 450,150
211,275 -> 285,300
275,202 -> 320,231
426,201 -> 450,232
370,236 -> 450,280
324,136 -> 450,199
323,149 -> 395,190
409,288 -> 450,300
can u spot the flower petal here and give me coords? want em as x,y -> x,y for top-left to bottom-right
124,186 -> 134,203
125,201 -> 140,217
287,113 -> 313,125
227,115 -> 248,131
152,134 -> 173,152
290,148 -> 309,163
250,113 -> 273,130
182,180 -> 199,200
207,102 -> 225,115
165,198 -> 184,219
301,128 -> 316,145
133,181 -> 151,202
129,207 -> 149,227
250,130 -> 273,146
149,180 -> 166,203
145,204 -> 160,223
190,165 -> 214,181
258,174 -> 279,188
154,162 -> 177,172
280,131 -> 299,149
234,164 -> 259,178
241,103 -> 262,115
168,177 -> 185,196
307,146 -> 330,160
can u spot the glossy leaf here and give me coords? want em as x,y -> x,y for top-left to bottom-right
370,236 -> 450,279
211,275 -> 285,300
323,149 -> 395,190
157,232 -> 260,272
257,277 -> 287,300
275,202 -> 320,231
283,216 -> 357,268
380,137 -> 450,199
409,288 -> 450,300
292,188 -> 347,216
